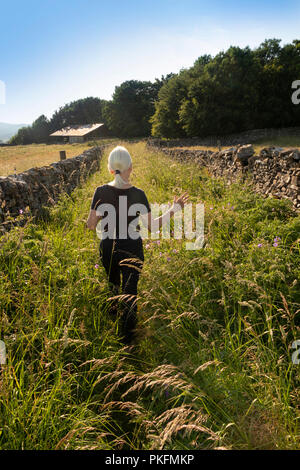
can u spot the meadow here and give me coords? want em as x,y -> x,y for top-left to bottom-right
169,136 -> 300,153
0,139 -> 117,176
0,141 -> 299,450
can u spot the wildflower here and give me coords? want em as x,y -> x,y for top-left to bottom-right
145,243 -> 150,249
159,252 -> 162,257
19,209 -> 23,214
173,249 -> 178,253
156,240 -> 160,245
210,207 -> 213,210
273,242 -> 278,247
274,236 -> 281,242
94,264 -> 99,269
257,243 -> 262,248
167,257 -> 171,262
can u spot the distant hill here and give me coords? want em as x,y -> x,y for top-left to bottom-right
0,122 -> 28,143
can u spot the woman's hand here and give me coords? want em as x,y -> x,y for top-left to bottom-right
171,191 -> 189,212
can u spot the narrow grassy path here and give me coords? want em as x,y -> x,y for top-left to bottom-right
0,142 -> 299,450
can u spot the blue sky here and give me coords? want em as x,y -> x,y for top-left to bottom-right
1,0 -> 300,124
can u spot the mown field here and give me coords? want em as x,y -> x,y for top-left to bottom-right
0,141 -> 299,450
0,139 -> 117,176
171,136 -> 300,153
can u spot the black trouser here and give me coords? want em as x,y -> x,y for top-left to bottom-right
99,236 -> 144,343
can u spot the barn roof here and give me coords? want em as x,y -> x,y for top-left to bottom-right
50,123 -> 104,137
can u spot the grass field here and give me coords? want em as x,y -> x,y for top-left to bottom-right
253,135 -> 300,151
170,136 -> 300,154
1,135 -> 299,178
0,139 -> 117,176
0,141 -> 299,450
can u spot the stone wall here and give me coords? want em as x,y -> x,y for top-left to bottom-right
148,142 -> 300,210
147,126 -> 300,148
0,146 -> 104,232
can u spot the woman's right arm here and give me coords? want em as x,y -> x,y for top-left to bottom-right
87,187 -> 103,231
86,209 -> 102,231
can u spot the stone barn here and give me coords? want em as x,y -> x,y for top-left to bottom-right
50,123 -> 109,143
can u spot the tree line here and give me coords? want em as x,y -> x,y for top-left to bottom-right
10,38 -> 300,144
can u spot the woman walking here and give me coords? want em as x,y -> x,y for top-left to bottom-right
86,146 -> 188,344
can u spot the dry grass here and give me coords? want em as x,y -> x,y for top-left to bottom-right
0,139 -> 117,176
170,136 -> 300,154
171,145 -> 220,151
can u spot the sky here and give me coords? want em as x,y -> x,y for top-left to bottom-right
1,0 -> 300,124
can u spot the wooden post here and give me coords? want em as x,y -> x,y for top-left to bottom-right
60,150 -> 66,161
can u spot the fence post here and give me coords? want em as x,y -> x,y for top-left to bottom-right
60,150 -> 66,161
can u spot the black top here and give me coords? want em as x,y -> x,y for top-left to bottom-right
90,184 -> 151,238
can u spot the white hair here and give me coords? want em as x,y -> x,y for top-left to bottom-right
107,146 -> 132,188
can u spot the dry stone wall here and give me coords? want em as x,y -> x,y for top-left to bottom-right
148,141 -> 300,210
0,146 -> 103,232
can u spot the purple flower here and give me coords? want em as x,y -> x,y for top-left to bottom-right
145,243 -> 150,249
94,264 -> 99,269
210,207 -> 213,210
19,209 -> 23,214
156,240 -> 161,245
274,236 -> 281,242
159,252 -> 162,257
173,249 -> 178,253
273,242 -> 278,247
257,243 -> 262,248
167,257 -> 171,262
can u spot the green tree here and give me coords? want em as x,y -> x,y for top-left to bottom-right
49,97 -> 105,132
151,39 -> 300,138
179,47 -> 261,136
150,70 -> 191,138
31,115 -> 50,143
103,80 -> 164,137
9,126 -> 33,145
254,38 -> 300,128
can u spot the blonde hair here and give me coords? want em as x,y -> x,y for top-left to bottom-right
107,146 -> 132,188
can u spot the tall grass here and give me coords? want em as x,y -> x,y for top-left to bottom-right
0,142 -> 299,449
